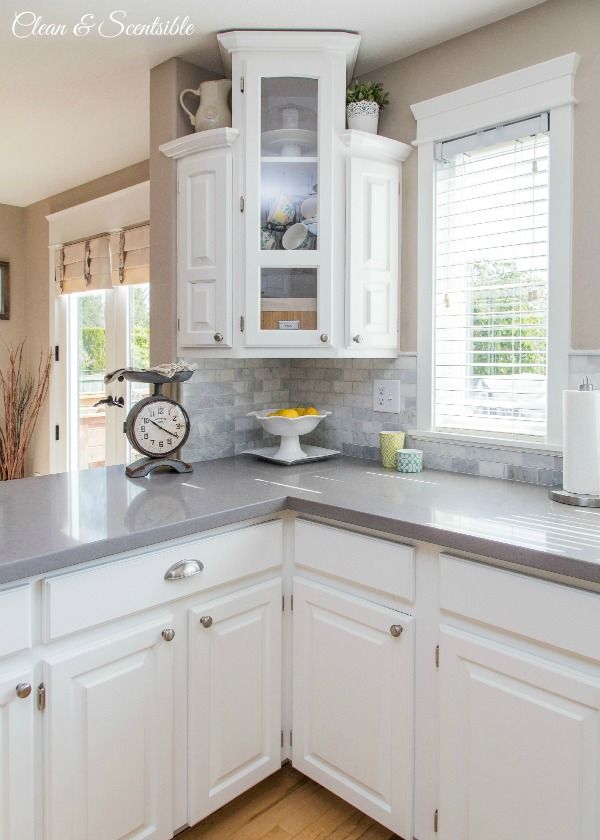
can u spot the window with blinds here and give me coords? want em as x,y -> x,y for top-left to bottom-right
434,114 -> 549,438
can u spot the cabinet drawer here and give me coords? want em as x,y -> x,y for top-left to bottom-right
0,585 -> 32,658
294,520 -> 415,602
43,520 -> 283,641
440,554 -> 600,661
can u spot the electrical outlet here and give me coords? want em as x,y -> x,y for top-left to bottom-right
373,379 -> 402,413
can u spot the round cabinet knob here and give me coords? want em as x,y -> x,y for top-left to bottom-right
161,628 -> 176,642
390,624 -> 403,638
353,334 -> 362,344
320,333 -> 329,343
15,682 -> 32,699
214,333 -> 224,343
199,616 -> 213,629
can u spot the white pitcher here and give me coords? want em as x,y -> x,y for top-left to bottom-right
179,79 -> 232,132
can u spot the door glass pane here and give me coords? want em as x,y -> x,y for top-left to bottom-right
77,292 -> 106,470
261,268 -> 317,331
128,284 -> 151,460
260,78 -> 318,251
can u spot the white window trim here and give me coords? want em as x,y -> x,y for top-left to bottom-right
47,182 -> 149,473
411,53 -> 580,449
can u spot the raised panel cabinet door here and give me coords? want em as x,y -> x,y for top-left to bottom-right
439,626 -> 600,840
0,667 -> 35,840
44,616 -> 175,840
178,150 -> 232,347
346,156 -> 399,349
292,577 -> 414,837
188,579 -> 282,825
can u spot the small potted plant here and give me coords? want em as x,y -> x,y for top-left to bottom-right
346,81 -> 389,134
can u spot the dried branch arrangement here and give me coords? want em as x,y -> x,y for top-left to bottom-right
0,341 -> 51,481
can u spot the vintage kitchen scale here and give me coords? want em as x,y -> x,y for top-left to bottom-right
102,367 -> 194,478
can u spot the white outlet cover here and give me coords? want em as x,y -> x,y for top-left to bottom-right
373,379 -> 402,413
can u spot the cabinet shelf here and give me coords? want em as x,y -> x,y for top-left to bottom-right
261,156 -> 318,164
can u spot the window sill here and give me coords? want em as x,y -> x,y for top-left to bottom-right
407,429 -> 561,456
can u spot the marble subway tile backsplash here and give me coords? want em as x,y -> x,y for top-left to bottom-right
181,352 -> 600,486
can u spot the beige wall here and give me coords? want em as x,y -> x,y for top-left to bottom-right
0,204 -> 27,368
360,0 -> 600,350
149,57 -> 221,365
24,160 -> 149,474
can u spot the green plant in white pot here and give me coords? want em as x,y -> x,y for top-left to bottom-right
346,81 -> 389,134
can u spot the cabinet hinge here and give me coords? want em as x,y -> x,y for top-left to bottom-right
54,345 -> 59,362
289,730 -> 293,748
37,683 -> 46,712
435,644 -> 440,668
177,177 -> 180,194
434,809 -> 439,833
240,195 -> 245,213
55,424 -> 60,442
240,76 -> 244,93
281,729 -> 284,748
291,594 -> 294,611
240,315 -> 245,333
282,594 -> 285,612
177,317 -> 180,332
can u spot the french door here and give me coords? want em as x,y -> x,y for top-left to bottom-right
55,284 -> 150,471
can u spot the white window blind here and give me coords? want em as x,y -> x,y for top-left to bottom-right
434,115 -> 550,439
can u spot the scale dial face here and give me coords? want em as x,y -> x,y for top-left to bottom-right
126,397 -> 190,459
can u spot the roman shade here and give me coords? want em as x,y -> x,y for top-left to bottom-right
109,224 -> 150,286
55,236 -> 111,295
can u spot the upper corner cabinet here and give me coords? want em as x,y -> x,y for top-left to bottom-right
163,30 -> 410,358
219,31 -> 358,351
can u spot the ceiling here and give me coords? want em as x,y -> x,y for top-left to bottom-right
0,0 -> 546,206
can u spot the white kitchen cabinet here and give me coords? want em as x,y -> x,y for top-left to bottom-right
44,615 -> 176,840
439,625 -> 600,840
343,132 -> 411,350
161,128 -> 238,350
187,578 -> 282,824
292,577 -> 414,837
162,30 -> 410,357
0,666 -> 35,840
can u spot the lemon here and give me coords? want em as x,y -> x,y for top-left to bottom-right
304,406 -> 319,416
278,409 -> 300,418
295,407 -> 306,416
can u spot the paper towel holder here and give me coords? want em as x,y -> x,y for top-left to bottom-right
549,377 -> 600,506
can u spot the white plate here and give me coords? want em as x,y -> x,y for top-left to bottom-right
242,445 -> 340,466
261,129 -> 318,154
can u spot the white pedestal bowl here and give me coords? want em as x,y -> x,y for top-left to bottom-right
247,409 -> 332,462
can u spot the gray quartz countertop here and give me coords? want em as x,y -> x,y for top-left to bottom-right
1,456 -> 600,587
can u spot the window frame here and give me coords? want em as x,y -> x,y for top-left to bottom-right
411,53 -> 580,448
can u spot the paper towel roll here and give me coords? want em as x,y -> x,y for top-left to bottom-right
562,389 -> 600,495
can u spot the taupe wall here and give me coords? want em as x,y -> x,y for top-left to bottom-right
0,204 -> 27,368
149,58 -> 221,365
24,160 -> 149,474
360,0 -> 600,350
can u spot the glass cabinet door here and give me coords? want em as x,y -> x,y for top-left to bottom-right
244,56 -> 334,347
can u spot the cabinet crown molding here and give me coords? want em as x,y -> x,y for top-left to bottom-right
340,130 -> 412,163
217,30 -> 361,82
160,127 -> 240,160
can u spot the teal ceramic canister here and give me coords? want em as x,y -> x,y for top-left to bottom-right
396,449 -> 423,473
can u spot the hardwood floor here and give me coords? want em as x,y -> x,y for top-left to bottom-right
177,765 -> 398,840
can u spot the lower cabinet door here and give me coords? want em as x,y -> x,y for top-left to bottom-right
188,579 -> 282,825
292,577 -> 414,837
44,616 -> 176,840
439,625 -> 600,840
0,667 -> 35,840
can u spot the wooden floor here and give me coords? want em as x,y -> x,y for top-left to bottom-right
178,765 -> 397,840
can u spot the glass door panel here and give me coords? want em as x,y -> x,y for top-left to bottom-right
75,292 -> 107,470
261,268 -> 318,331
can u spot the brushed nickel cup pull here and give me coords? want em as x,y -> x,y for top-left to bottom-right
162,628 -> 176,642
200,616 -> 213,628
15,682 -> 32,699
390,624 -> 403,638
353,334 -> 362,343
164,559 -> 204,581
320,333 -> 329,343
214,332 -> 224,342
